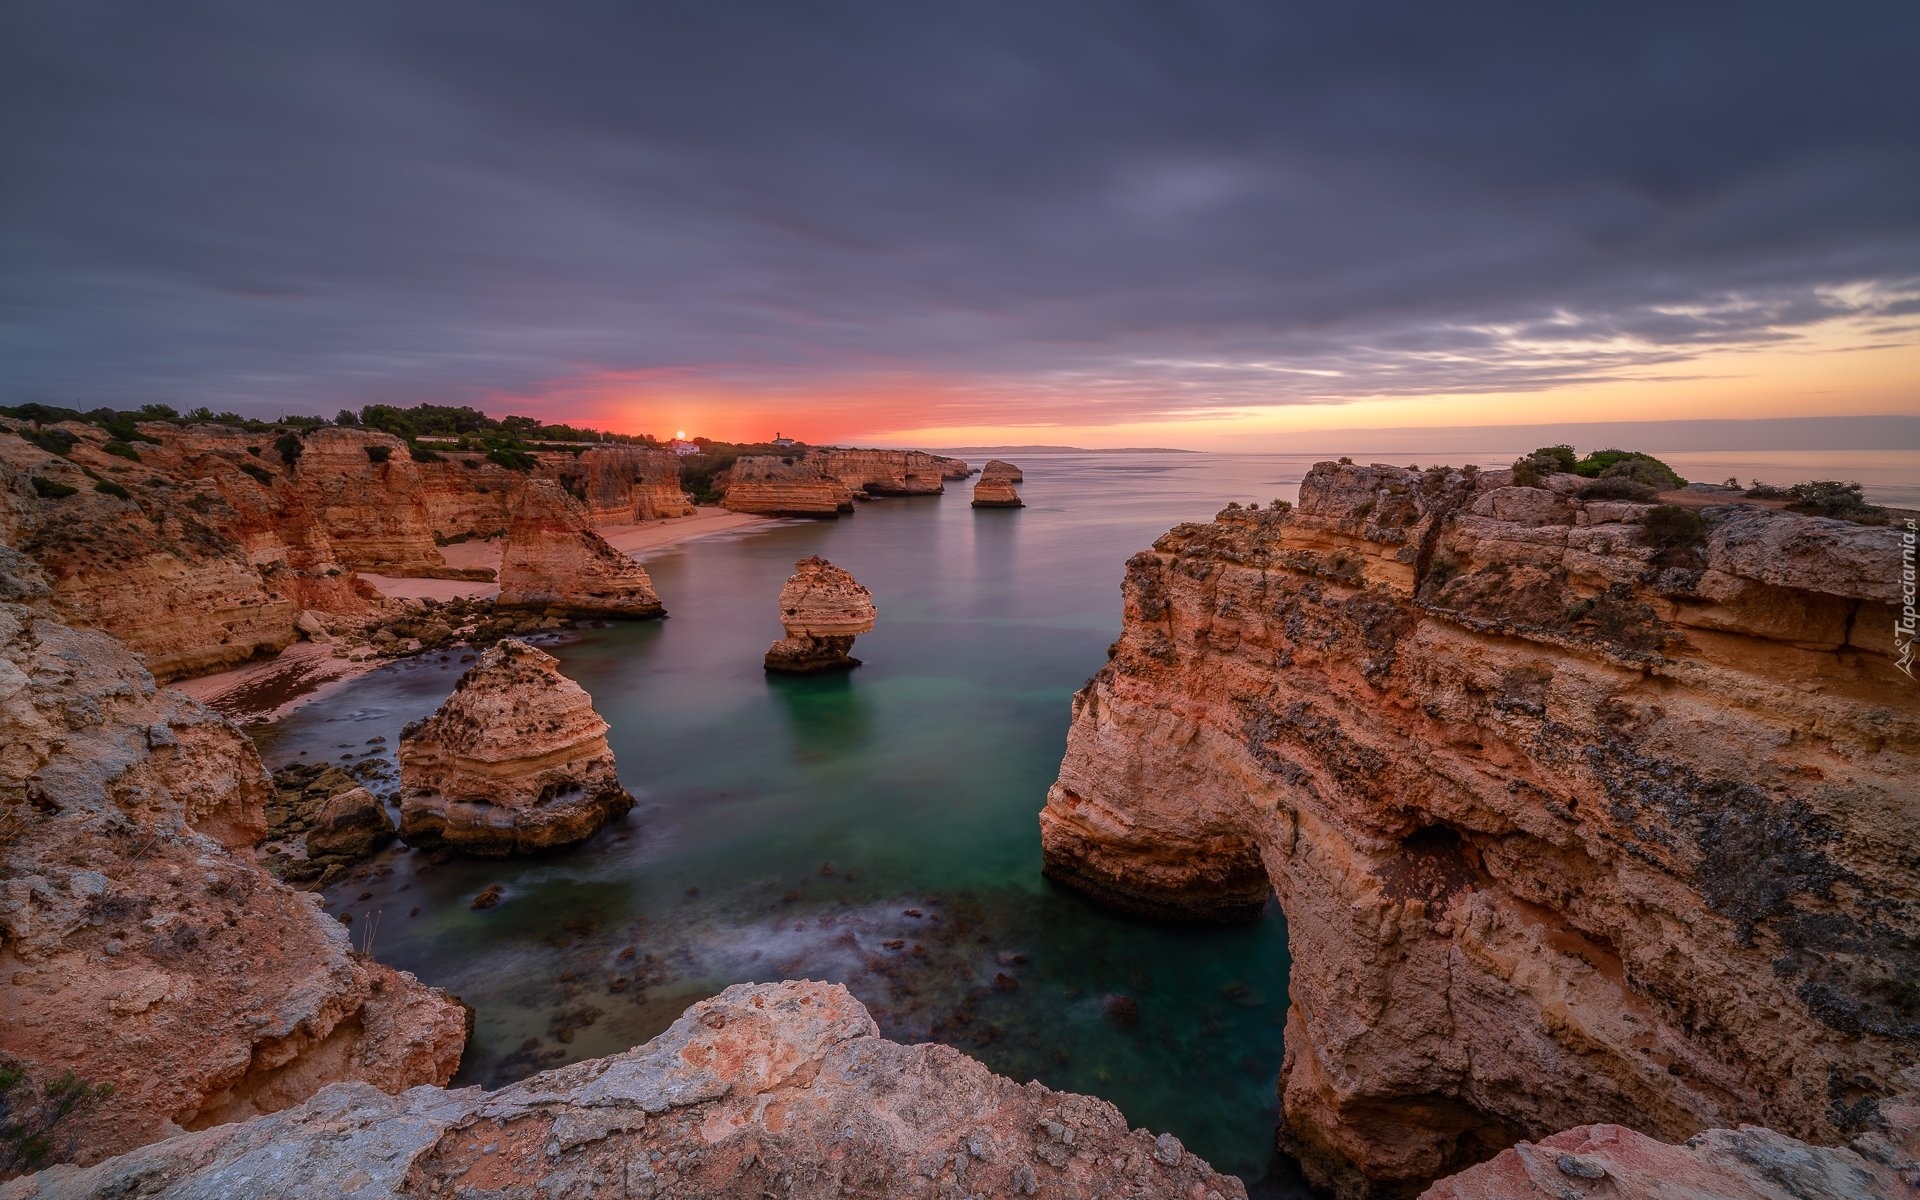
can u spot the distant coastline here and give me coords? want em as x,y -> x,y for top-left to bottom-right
927,444 -> 1200,455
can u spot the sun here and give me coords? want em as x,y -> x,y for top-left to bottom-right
675,429 -> 687,440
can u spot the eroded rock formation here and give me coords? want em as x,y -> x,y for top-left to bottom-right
819,448 -> 947,496
973,459 -> 1025,508
496,479 -> 665,618
1420,1096 -> 1919,1200
2,981 -> 1246,1200
1040,462 -> 1918,1195
0,419 -> 692,679
0,546 -> 466,1167
933,454 -> 974,479
398,639 -> 632,854
720,455 -> 857,517
764,556 -> 877,673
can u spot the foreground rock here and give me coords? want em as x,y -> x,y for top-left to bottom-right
1422,1094 -> 1920,1200
1040,463 -> 1917,1195
3,980 -> 1246,1199
0,546 -> 466,1168
973,459 -> 1025,507
398,639 -> 632,854
496,479 -> 666,618
764,557 -> 877,673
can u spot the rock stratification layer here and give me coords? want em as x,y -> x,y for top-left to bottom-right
0,547 -> 466,1167
1039,462 -> 1918,1196
496,479 -> 666,618
764,556 -> 877,673
819,448 -> 947,496
3,981 -> 1247,1200
398,639 -> 632,855
973,459 -> 1026,508
721,455 -> 857,517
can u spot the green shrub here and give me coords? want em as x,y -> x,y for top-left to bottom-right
485,445 -> 537,472
1641,504 -> 1707,551
1530,445 -> 1576,472
1511,458 -> 1543,487
2,1063 -> 116,1175
29,476 -> 77,499
364,444 -> 392,464
101,441 -> 141,462
93,479 -> 131,500
1570,449 -> 1685,488
1784,480 -> 1888,525
238,462 -> 273,486
1578,477 -> 1659,503
21,428 -> 78,458
406,440 -> 444,463
274,432 -> 304,465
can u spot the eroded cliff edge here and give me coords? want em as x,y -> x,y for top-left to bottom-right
0,546 -> 468,1166
1039,461 -> 1919,1196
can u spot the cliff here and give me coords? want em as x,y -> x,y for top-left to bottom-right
496,480 -> 666,618
765,556 -> 877,672
973,459 -> 1025,508
720,455 -> 857,517
932,454 -> 974,479
1039,462 -> 1918,1196
398,639 -> 633,855
818,448 -> 946,496
0,546 -> 466,1167
0,420 -> 692,681
3,981 -> 1247,1200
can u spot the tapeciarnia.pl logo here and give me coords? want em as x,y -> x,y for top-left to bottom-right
1899,518 -> 1917,680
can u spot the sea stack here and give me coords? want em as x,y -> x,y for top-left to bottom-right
764,556 -> 876,673
496,479 -> 666,618
971,459 -> 1024,507
399,639 -> 633,855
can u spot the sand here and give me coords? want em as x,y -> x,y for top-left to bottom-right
173,507 -> 777,722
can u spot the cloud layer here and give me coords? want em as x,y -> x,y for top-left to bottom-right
4,1 -> 1917,433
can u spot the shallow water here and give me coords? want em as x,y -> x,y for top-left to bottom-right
268,447 -> 1916,1192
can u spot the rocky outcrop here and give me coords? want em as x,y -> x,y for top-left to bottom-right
721,455 -> 857,517
495,480 -> 665,618
398,639 -> 632,855
819,448 -> 947,496
764,557 -> 877,673
973,459 -> 1025,508
932,454 -> 974,479
1422,1092 -> 1919,1200
544,446 -> 693,524
0,546 -> 466,1168
1040,463 -> 1918,1196
304,786 -> 397,861
4,980 -> 1246,1199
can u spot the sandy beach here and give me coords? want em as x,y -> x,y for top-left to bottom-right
174,506 -> 775,722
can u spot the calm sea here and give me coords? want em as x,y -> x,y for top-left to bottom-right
264,448 -> 1915,1194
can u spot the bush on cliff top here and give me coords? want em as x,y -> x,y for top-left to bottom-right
1784,480 -> 1889,525
29,476 -> 77,499
1577,476 -> 1659,503
1641,504 -> 1707,551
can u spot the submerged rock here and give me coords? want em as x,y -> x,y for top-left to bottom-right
764,556 -> 877,673
4,982 -> 1248,1200
495,478 -> 665,618
398,639 -> 633,855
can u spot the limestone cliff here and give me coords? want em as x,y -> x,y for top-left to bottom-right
3,981 -> 1246,1200
721,455 -> 857,517
1040,462 -> 1918,1196
973,459 -> 1025,508
933,454 -> 974,479
765,556 -> 877,673
0,547 -> 466,1167
398,639 -> 632,855
544,445 -> 693,524
819,448 -> 947,496
496,480 -> 665,618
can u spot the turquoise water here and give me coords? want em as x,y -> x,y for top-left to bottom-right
268,448 -> 1918,1194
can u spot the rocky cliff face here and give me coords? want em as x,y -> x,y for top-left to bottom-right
0,547 -> 466,1166
4,980 -> 1247,1200
765,556 -> 877,673
398,639 -> 632,855
496,480 -> 666,618
973,459 -> 1025,508
819,449 -> 947,496
0,420 -> 692,681
932,454 -> 974,480
1040,462 -> 1918,1196
721,455 -> 857,517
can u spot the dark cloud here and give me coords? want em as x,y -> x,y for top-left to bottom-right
3,1 -> 1917,423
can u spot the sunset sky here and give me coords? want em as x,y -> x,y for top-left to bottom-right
5,3 -> 1917,449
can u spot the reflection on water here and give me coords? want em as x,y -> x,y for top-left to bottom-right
268,447 -> 1917,1194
